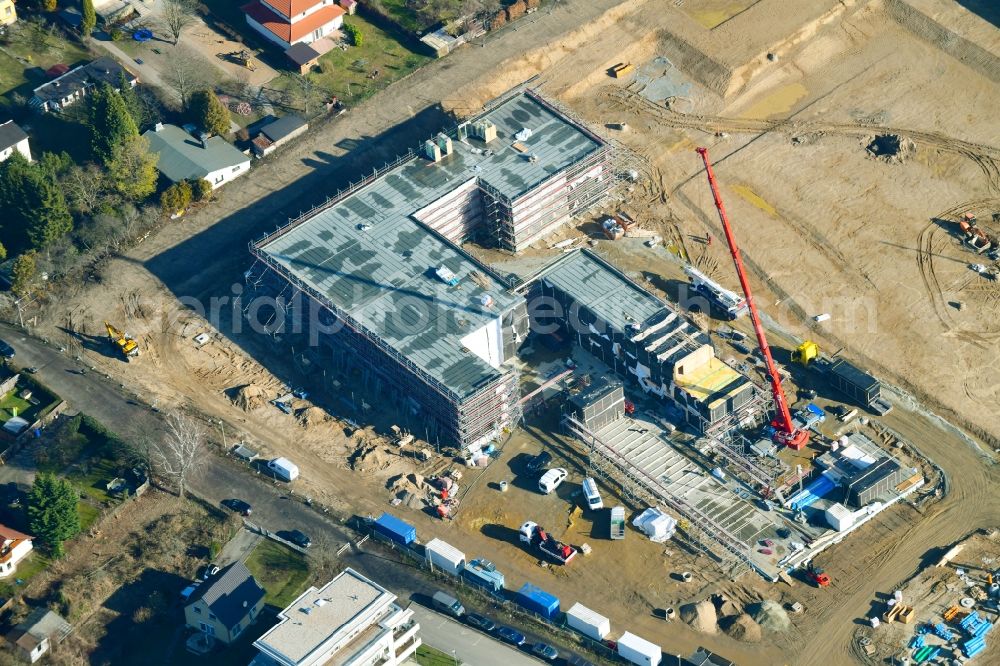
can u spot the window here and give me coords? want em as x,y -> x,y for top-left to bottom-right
200,623 -> 215,636
208,613 -> 217,621
233,623 -> 241,637
193,606 -> 202,615
249,606 -> 256,619
232,165 -> 241,173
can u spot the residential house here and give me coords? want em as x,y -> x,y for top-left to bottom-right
0,523 -> 32,578
183,562 -> 266,645
30,57 -> 138,113
242,0 -> 345,51
143,124 -> 251,190
251,568 -> 420,666
0,0 -> 17,27
251,114 -> 308,157
0,121 -> 31,163
4,609 -> 71,663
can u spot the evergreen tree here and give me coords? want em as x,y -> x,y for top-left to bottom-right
0,152 -> 73,254
107,135 -> 158,200
10,252 -> 37,298
188,89 -> 230,136
117,71 -> 144,129
88,84 -> 139,165
81,0 -> 96,36
27,473 -> 81,558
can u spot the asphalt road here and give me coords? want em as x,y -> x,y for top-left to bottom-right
411,605 -> 542,666
0,323 -> 600,665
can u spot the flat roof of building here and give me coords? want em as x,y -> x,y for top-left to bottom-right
254,91 -> 603,398
254,568 -> 393,665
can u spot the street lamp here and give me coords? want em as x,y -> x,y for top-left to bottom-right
451,649 -> 458,666
214,419 -> 227,448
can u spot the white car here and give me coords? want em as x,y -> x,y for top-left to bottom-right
538,468 -> 568,494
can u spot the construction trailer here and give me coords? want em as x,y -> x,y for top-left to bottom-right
565,602 -> 611,641
246,90 -> 613,450
567,377 -> 625,431
530,250 -> 765,436
825,358 -> 891,414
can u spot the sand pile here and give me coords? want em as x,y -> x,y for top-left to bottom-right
724,614 -> 762,643
679,600 -> 718,634
350,444 -> 394,472
388,472 -> 429,495
233,384 -> 268,411
297,406 -> 331,427
751,600 -> 791,632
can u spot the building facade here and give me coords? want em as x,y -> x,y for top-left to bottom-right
242,0 -> 345,50
0,524 -> 32,578
0,121 -> 31,163
252,568 -> 420,666
0,0 -> 17,28
144,124 -> 251,190
247,91 -> 609,449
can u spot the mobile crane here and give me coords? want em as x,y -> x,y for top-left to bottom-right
696,147 -> 809,450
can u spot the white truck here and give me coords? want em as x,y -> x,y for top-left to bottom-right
267,457 -> 299,482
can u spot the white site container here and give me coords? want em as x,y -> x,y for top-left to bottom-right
825,503 -> 855,532
617,631 -> 661,666
267,457 -> 299,482
566,602 -> 610,641
425,538 -> 466,576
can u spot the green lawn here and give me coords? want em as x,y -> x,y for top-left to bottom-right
0,22 -> 91,103
377,0 -> 433,35
415,644 -> 458,666
0,50 -> 27,98
78,501 -> 102,531
244,540 -> 310,609
0,551 -> 50,598
271,14 -> 431,112
0,390 -> 34,423
66,457 -> 119,504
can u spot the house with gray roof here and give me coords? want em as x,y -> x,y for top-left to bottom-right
184,562 -> 266,645
144,124 -> 250,190
0,121 -> 30,163
30,56 -> 137,113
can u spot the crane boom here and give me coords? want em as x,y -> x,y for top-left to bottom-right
695,147 -> 808,449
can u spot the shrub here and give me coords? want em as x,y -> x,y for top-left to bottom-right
160,180 -> 192,216
109,28 -> 123,41
506,0 -> 527,21
190,178 -> 212,202
343,22 -> 363,47
488,10 -> 506,30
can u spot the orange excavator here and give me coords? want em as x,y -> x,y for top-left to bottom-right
105,322 -> 139,361
958,212 -> 996,254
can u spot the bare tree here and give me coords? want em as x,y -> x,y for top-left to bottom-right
150,413 -> 206,498
161,0 -> 198,46
161,49 -> 209,108
291,74 -> 329,116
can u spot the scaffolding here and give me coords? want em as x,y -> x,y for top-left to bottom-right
565,414 -> 756,577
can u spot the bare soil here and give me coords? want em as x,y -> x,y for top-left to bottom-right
19,0 -> 1000,664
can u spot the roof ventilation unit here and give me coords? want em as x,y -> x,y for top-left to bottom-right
424,139 -> 442,162
471,120 -> 497,143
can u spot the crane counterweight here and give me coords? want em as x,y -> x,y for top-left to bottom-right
695,147 -> 809,450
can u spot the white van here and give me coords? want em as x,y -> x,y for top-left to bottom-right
582,477 -> 603,510
538,468 -> 568,494
267,457 -> 299,482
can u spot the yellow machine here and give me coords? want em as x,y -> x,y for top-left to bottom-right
105,322 -> 139,361
792,340 -> 819,365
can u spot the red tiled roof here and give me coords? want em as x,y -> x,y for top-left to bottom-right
259,0 -> 327,20
0,524 -> 31,542
243,1 -> 344,44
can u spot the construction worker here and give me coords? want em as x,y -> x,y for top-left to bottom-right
706,233 -> 713,247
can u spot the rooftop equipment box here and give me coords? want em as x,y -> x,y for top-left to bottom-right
566,602 -> 610,640
425,538 -> 465,576
617,631 -> 662,666
516,582 -> 560,620
373,512 -> 417,546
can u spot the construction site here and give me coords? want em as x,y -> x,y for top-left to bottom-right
28,0 -> 1000,664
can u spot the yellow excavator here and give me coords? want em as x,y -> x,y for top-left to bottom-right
105,322 -> 140,361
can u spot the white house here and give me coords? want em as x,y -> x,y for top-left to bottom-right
0,121 -> 31,163
251,568 -> 421,666
242,0 -> 345,51
4,609 -> 71,664
0,523 -> 33,578
30,57 -> 137,113
143,124 -> 250,190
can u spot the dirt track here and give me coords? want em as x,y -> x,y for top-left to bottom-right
20,0 -> 1000,663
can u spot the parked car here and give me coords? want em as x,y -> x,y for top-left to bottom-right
465,612 -> 496,632
566,655 -> 596,666
200,564 -> 220,581
538,468 -> 568,494
179,583 -> 200,602
581,477 -> 603,510
221,498 -> 252,516
431,591 -> 465,619
524,451 -> 552,474
531,643 -> 559,661
496,626 -> 526,647
23,367 -> 38,374
0,340 -> 14,359
287,530 -> 311,548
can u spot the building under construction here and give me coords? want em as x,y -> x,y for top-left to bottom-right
529,250 -> 766,435
245,90 -> 611,449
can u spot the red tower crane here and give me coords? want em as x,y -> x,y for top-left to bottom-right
696,147 -> 809,450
